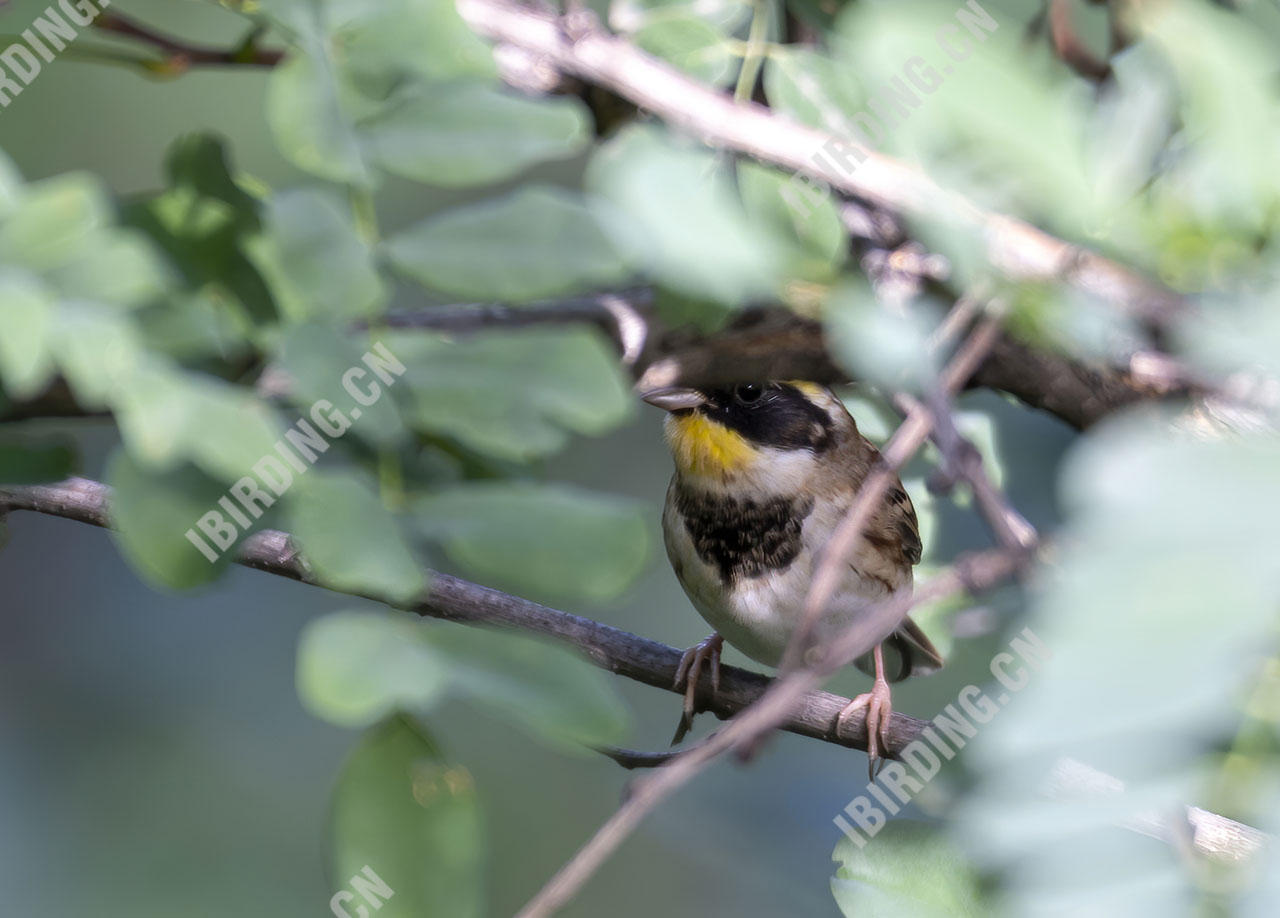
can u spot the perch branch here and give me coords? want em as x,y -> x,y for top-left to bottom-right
0,476 -> 935,756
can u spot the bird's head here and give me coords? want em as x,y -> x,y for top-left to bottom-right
642,381 -> 858,491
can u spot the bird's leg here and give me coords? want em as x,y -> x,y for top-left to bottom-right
670,633 -> 723,745
836,643 -> 894,779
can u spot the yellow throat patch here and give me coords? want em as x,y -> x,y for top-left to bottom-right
667,412 -> 755,478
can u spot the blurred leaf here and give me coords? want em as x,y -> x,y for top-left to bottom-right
162,133 -> 262,229
362,85 -> 591,188
427,624 -> 629,750
738,160 -> 848,281
267,47 -> 372,186
611,0 -> 750,32
262,0 -> 495,184
824,279 -> 935,391
0,435 -> 75,484
287,473 -> 427,602
0,148 -> 20,218
764,46 -> 866,135
300,611 -> 629,749
0,269 -> 57,399
388,326 -> 634,461
49,303 -> 146,408
832,823 -> 987,918
0,172 -> 109,271
330,716 -> 483,918
1143,1 -> 1280,229
248,187 -> 385,321
958,417 -> 1280,914
384,186 -> 632,301
413,483 -> 650,603
334,0 -> 496,86
633,12 -> 736,85
586,125 -> 784,304
114,364 -> 285,482
833,3 -> 1092,229
275,323 -> 407,448
106,451 -> 236,589
42,229 -> 170,309
122,133 -> 275,324
299,612 -> 451,727
1086,45 -> 1175,214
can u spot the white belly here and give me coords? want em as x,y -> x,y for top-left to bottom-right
663,495 -> 908,667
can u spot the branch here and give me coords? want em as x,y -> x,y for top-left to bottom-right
93,12 -> 283,73
456,0 -> 1188,325
0,477 -> 931,756
378,288 -> 1178,431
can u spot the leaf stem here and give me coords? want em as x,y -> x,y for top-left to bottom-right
733,0 -> 771,103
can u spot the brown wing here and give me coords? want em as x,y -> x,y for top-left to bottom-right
855,474 -> 941,680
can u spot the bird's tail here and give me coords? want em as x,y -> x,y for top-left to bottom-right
854,616 -> 944,683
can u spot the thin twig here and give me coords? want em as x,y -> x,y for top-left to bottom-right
93,12 -> 284,72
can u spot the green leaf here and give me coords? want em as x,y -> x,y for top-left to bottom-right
738,160 -> 848,281
163,133 -> 262,230
427,624 -> 629,750
43,229 -> 171,308
611,0 -> 750,32
106,451 -> 238,589
299,611 -> 629,749
388,326 -> 634,461
123,134 -> 275,325
633,12 -> 735,85
0,434 -> 75,484
261,0 -> 495,184
361,85 -> 591,188
832,4 -> 1092,227
275,323 -> 407,449
414,483 -> 650,603
298,612 -> 451,727
958,419 -> 1280,914
384,186 -> 632,301
585,125 -> 784,304
334,0 -> 496,86
0,269 -> 57,399
764,46 -> 866,135
824,279 -> 936,391
287,473 -> 427,602
0,172 -> 110,271
832,823 -> 987,918
114,364 -> 285,482
49,303 -> 146,408
330,716 -> 483,918
266,48 -> 372,185
247,187 -> 386,321
0,148 -> 21,218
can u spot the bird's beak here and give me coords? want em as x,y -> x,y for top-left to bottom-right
640,387 -> 706,412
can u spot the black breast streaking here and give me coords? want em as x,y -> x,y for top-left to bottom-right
675,486 -> 814,582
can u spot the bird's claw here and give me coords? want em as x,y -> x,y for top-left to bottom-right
837,677 -> 894,780
671,633 -> 723,745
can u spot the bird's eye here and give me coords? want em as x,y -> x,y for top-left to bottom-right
734,383 -> 764,404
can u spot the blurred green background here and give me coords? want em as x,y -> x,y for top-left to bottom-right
0,0 -> 1078,914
